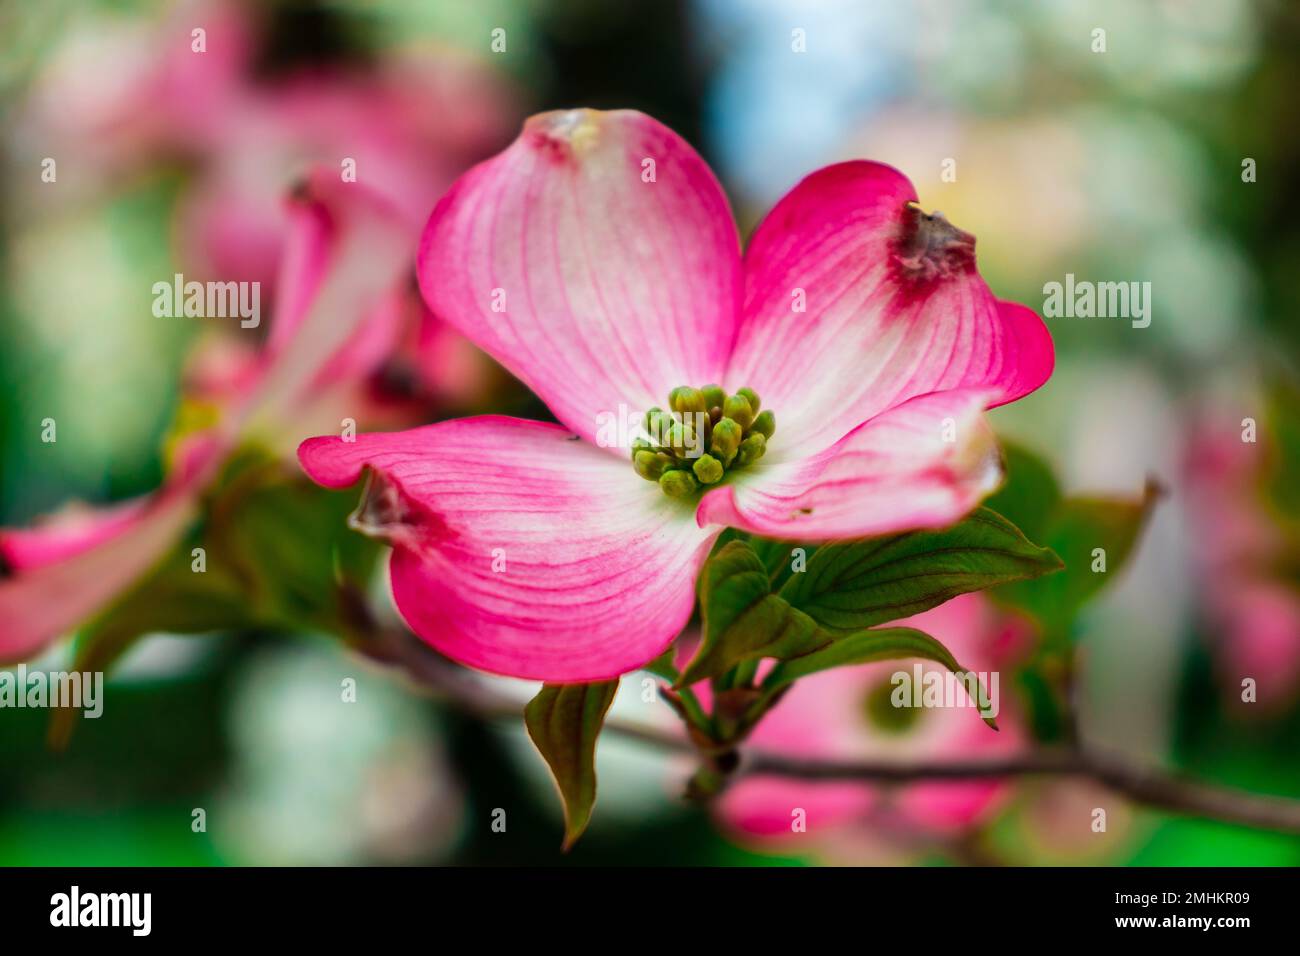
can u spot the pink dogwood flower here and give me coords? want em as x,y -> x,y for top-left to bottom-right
298,108 -> 1054,683
708,594 -> 1030,848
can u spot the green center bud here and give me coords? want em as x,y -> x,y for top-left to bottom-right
710,417 -> 743,466
634,450 -> 673,481
643,407 -> 667,435
632,384 -> 776,498
692,453 -> 724,485
669,387 -> 707,416
659,469 -> 699,498
701,383 -> 726,411
736,432 -> 767,467
663,420 -> 691,455
722,394 -> 754,430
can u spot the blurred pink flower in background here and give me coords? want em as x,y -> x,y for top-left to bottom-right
19,0 -> 510,405
166,33 -> 510,409
170,53 -> 511,295
0,0 -> 520,660
707,595 -> 1029,857
0,172 -> 414,661
1184,414 -> 1300,712
192,170 -> 435,449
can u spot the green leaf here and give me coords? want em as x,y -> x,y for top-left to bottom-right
703,531 -> 817,591
523,681 -> 619,850
984,441 -> 1062,544
994,481 -> 1159,631
760,626 -> 998,729
641,646 -> 679,682
981,441 -> 1160,634
677,540 -> 823,687
777,508 -> 1063,635
746,536 -> 818,591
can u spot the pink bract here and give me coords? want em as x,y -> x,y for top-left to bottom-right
298,108 -> 1055,682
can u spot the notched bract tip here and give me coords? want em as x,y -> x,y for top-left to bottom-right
348,469 -> 446,551
894,203 -> 976,282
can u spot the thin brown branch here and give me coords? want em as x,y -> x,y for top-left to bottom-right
362,622 -> 1300,837
741,747 -> 1300,834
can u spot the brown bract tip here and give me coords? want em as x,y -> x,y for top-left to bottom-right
893,203 -> 976,282
347,469 -> 449,551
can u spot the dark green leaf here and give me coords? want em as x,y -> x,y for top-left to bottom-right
524,681 -> 619,850
642,646 -> 679,682
759,626 -> 998,729
777,508 -> 1062,634
994,481 -> 1159,630
984,441 -> 1062,544
677,540 -> 823,687
704,531 -> 817,591
746,536 -> 818,591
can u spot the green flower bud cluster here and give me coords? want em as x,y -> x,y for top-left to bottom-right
631,384 -> 774,499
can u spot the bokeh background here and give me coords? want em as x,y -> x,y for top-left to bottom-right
2,0 -> 1298,865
